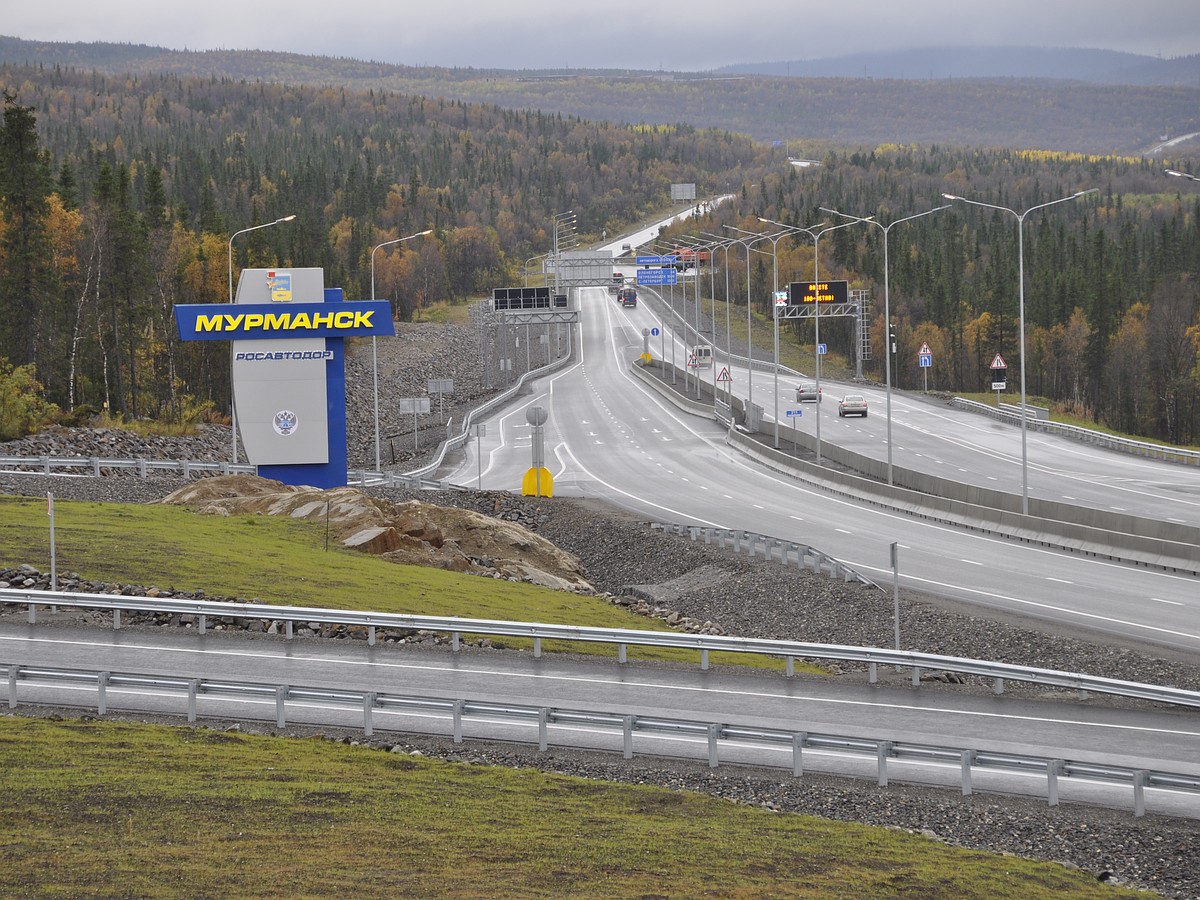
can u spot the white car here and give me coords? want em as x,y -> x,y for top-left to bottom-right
837,394 -> 868,417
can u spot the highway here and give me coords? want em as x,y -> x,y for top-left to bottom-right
441,284 -> 1200,655
4,622 -> 1197,816
5,221 -> 1198,817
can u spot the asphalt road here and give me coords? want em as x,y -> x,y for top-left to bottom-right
5,622 -> 1197,816
442,285 -> 1200,655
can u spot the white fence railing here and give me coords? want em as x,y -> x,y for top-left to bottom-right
5,661 -> 1196,818
5,589 -> 1198,711
950,398 -> 1200,466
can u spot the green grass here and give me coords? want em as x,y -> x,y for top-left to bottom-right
0,493 -> 807,672
0,717 -> 1143,899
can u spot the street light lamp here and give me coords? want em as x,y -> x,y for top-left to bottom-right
942,189 -> 1097,514
370,228 -> 433,472
820,204 -> 951,484
227,214 -> 296,464
758,216 -> 864,465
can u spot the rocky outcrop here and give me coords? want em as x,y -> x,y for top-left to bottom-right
159,475 -> 594,594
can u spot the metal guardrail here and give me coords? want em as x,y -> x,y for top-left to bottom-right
5,588 -> 1198,711
0,453 -> 472,492
650,522 -> 871,586
5,661 -> 1195,817
950,398 -> 1200,466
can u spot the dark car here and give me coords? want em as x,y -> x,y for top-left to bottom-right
616,286 -> 638,307
795,382 -> 822,402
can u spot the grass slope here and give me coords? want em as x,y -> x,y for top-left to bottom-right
0,717 -> 1141,899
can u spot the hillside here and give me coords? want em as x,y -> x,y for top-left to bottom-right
2,35 -> 1198,154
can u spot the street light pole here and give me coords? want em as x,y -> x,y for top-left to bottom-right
369,228 -> 433,472
758,216 -> 862,465
942,189 -> 1097,514
720,227 -> 778,414
820,204 -> 951,485
227,214 -> 296,465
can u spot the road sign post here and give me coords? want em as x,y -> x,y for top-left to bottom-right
786,408 -> 803,453
918,342 -> 932,392
990,352 -> 1008,403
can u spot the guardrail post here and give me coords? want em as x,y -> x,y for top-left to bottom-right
42,456 -> 51,474
452,632 -> 461,652
700,648 -> 709,671
27,602 -> 36,625
92,457 -> 101,476
452,700 -> 466,744
993,677 -> 1005,695
534,637 -> 542,658
97,671 -> 109,715
276,686 -> 288,728
1133,770 -> 1148,818
285,620 -> 293,640
8,665 -> 19,708
792,732 -> 807,777
784,656 -> 794,678
911,667 -> 921,687
538,708 -> 549,751
113,608 -> 121,630
198,615 -> 206,635
368,625 -> 376,646
623,716 -> 634,759
363,692 -> 376,737
183,460 -> 191,479
960,750 -> 976,795
877,741 -> 893,786
618,644 -> 627,664
707,724 -> 720,768
138,459 -> 147,477
1047,759 -> 1063,806
868,662 -> 877,683
188,679 -> 200,723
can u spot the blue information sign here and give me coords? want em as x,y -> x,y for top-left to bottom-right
786,409 -> 803,418
817,343 -> 827,355
636,255 -> 677,266
637,268 -> 678,286
919,353 -> 932,368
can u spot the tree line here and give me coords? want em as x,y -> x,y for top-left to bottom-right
0,64 -> 766,426
662,144 -> 1200,445
1,62 -> 1198,446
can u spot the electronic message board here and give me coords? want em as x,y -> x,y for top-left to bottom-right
788,280 -> 848,305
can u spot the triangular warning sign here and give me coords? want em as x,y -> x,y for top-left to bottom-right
990,353 -> 1006,369
717,366 -> 731,382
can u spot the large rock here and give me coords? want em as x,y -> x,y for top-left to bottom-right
160,475 -> 594,593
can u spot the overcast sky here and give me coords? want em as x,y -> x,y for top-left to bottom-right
7,1 -> 1199,71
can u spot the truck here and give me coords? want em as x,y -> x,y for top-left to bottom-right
671,247 -> 711,270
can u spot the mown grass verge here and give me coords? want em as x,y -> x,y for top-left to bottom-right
0,493 -> 814,673
0,717 -> 1140,899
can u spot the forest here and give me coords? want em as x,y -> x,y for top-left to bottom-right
1,60 -> 1198,445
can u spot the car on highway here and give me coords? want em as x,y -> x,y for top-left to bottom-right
837,394 -> 868,417
616,286 -> 638,307
795,382 -> 822,402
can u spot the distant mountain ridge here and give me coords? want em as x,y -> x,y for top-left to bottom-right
2,35 -> 1199,155
718,46 -> 1200,87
